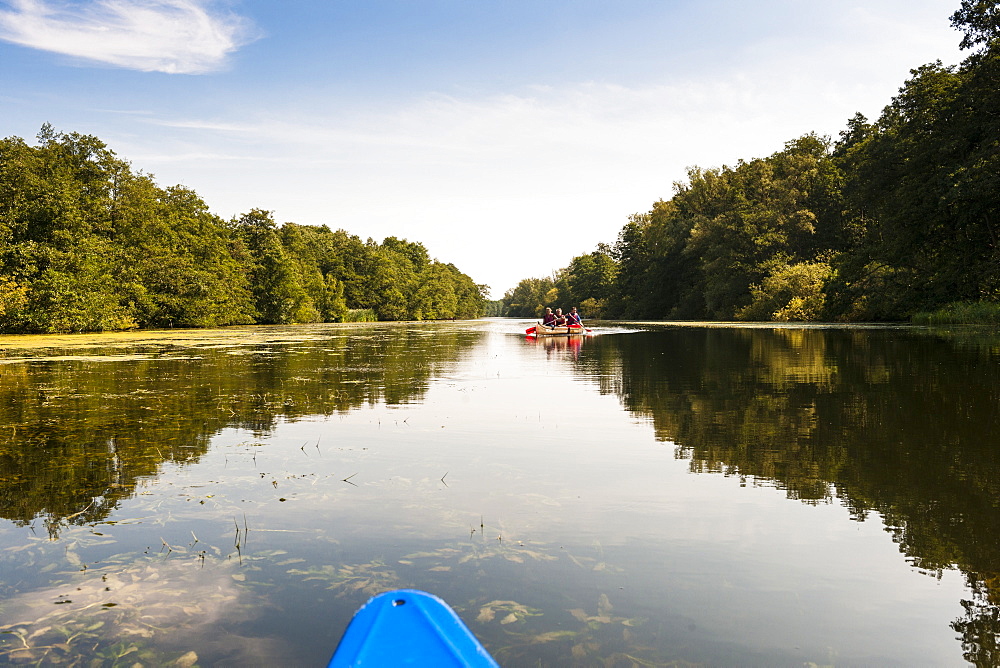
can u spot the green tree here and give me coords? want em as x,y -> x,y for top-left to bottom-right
502,277 -> 556,317
0,129 -> 135,331
0,126 -> 486,331
610,213 -> 656,317
556,244 -> 617,317
21,237 -> 135,332
951,0 -> 1000,50
231,209 -> 316,324
125,185 -> 256,328
737,260 -> 834,321
676,135 -> 842,319
834,53 -> 1000,316
414,262 -> 459,319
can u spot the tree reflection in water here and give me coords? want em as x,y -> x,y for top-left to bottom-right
580,326 -> 1000,666
0,325 -> 483,537
2,322 -> 998,665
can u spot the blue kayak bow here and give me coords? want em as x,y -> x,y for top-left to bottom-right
329,589 -> 499,667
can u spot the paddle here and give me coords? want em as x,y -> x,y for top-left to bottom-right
525,326 -> 536,334
567,311 -> 590,332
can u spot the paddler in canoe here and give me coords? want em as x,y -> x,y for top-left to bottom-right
566,306 -> 582,327
530,306 -> 587,336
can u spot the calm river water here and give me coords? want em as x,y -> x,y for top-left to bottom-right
0,319 -> 997,666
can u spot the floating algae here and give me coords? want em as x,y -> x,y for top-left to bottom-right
0,557 -> 284,665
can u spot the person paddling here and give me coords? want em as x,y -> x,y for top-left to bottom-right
566,307 -> 582,327
541,307 -> 556,328
553,308 -> 567,326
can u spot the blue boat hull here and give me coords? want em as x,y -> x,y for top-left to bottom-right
329,589 -> 499,667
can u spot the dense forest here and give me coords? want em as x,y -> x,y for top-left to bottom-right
0,125 -> 487,333
504,1 -> 1000,322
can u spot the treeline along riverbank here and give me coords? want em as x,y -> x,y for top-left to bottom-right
0,125 -> 487,334
503,2 -> 1000,323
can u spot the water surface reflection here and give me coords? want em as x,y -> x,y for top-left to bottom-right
582,325 -> 1000,666
0,324 -> 483,533
0,321 -> 995,666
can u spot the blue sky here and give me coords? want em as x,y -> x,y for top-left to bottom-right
0,0 -> 966,298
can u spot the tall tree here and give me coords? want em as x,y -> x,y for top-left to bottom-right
231,209 -> 316,324
835,52 -> 1000,316
951,0 -> 1000,50
556,244 -> 617,317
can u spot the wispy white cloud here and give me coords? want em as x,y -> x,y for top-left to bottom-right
0,0 -> 255,73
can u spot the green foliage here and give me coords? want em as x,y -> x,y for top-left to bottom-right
343,308 -> 377,322
483,299 -> 506,316
0,275 -> 27,329
22,238 -> 136,332
823,261 -> 919,321
577,133 -> 841,321
834,47 -> 1000,316
231,209 -> 315,324
609,214 -> 655,317
951,0 -> 1000,50
128,186 -> 256,328
502,276 -> 557,317
0,127 -> 485,332
555,244 -> 617,318
737,261 -> 834,322
912,300 -> 1000,324
681,135 -> 843,319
